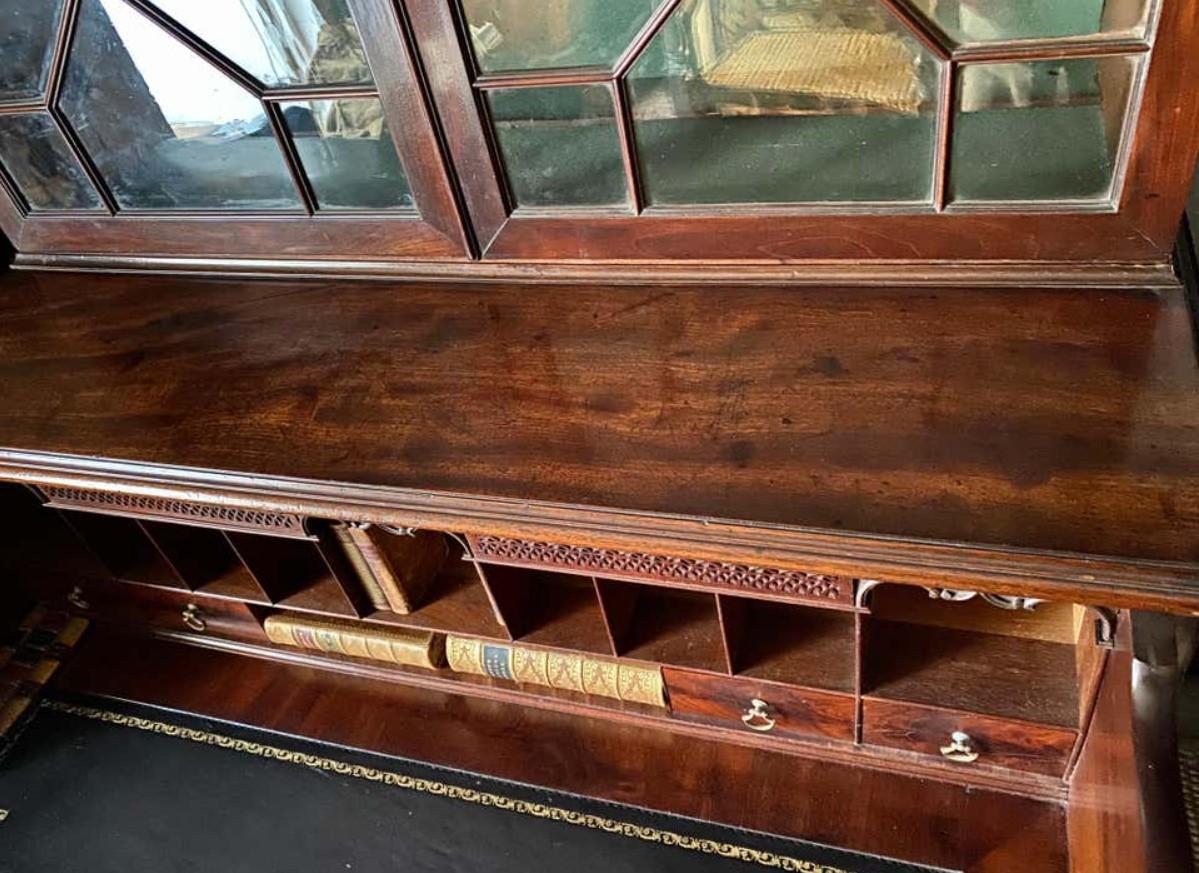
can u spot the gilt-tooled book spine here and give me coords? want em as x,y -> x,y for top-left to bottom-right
264,615 -> 445,669
343,525 -> 445,615
331,523 -> 390,612
445,636 -> 665,708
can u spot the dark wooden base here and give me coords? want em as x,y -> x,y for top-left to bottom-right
52,627 -> 1069,873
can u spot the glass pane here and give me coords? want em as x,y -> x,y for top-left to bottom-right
628,0 -> 940,205
486,85 -> 629,209
147,0 -> 371,87
0,0 -> 66,102
908,0 -> 1150,44
0,112 -> 103,210
280,98 -> 413,210
60,0 -> 302,211
462,0 -> 663,72
951,56 -> 1138,202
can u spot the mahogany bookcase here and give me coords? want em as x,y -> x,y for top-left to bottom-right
2,1 -> 1199,871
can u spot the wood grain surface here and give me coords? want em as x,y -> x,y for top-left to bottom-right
1,271 -> 1197,579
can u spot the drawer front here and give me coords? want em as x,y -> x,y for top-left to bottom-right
665,668 -> 854,742
37,577 -> 267,644
862,699 -> 1076,777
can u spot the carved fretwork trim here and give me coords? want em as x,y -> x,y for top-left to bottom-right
39,485 -> 310,538
468,535 -> 851,605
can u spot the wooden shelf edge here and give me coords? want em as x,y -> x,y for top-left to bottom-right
10,252 -> 1181,288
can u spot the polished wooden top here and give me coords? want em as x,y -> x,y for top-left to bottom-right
1,271 -> 1197,599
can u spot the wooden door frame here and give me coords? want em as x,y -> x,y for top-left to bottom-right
0,0 -> 473,260
414,0 -> 1199,267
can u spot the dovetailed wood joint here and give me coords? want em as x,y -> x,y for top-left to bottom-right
468,535 -> 850,604
38,485 -> 311,538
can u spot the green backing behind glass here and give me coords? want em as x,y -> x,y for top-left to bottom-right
280,98 -> 414,211
627,0 -> 940,205
486,84 -> 629,209
908,0 -> 1147,45
951,56 -> 1138,202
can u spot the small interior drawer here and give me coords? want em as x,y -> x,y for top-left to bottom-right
37,577 -> 267,644
861,698 -> 1077,777
664,668 -> 854,742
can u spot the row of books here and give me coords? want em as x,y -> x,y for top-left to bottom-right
263,614 -> 665,709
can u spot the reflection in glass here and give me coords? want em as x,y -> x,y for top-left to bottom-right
0,113 -> 103,210
0,0 -> 67,102
486,85 -> 629,208
628,0 -> 940,204
462,0 -> 663,72
951,57 -> 1138,202
61,0 -> 301,211
280,98 -> 413,210
148,0 -> 372,87
908,0 -> 1149,45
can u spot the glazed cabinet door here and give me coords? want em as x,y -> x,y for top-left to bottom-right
414,0 -> 1199,264
0,0 -> 471,259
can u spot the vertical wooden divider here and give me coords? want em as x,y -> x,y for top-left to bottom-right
593,577 -> 638,657
593,576 -> 627,658
468,560 -> 520,642
57,511 -> 183,589
133,521 -> 192,589
715,594 -> 744,677
308,521 -> 374,618
139,521 -> 254,594
223,531 -> 339,610
853,610 -> 866,744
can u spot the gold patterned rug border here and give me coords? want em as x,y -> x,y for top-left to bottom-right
41,700 -> 849,873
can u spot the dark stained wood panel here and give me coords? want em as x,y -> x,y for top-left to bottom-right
0,271 -> 1198,587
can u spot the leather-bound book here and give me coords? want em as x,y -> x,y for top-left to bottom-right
330,523 -> 389,612
445,636 -> 665,708
264,615 -> 445,669
332,524 -> 448,614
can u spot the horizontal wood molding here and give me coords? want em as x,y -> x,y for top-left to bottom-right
8,253 -> 1182,288
4,449 -> 1199,615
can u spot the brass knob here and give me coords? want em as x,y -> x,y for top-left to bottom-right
66,586 -> 90,611
181,604 -> 207,633
940,730 -> 980,763
741,698 -> 776,732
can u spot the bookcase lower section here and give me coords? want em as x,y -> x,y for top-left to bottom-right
2,480 -> 1193,873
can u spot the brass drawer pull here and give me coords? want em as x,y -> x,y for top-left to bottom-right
741,698 -> 776,733
66,586 -> 90,611
182,604 -> 207,633
940,730 -> 980,764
